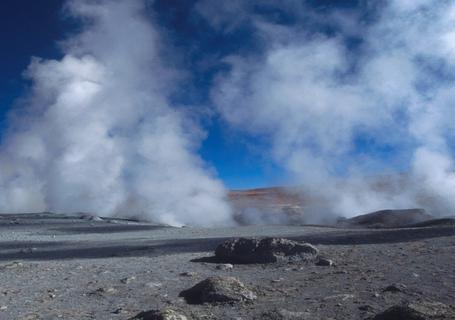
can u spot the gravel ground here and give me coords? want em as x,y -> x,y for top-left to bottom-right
0,213 -> 454,319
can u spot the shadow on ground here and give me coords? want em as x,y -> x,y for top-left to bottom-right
0,226 -> 453,262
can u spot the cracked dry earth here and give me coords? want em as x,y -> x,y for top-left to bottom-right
0,213 -> 453,319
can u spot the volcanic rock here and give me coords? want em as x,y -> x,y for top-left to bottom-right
129,309 -> 187,320
261,309 -> 313,319
372,305 -> 427,320
216,263 -> 234,270
408,301 -> 454,318
382,284 -> 406,293
215,237 -> 319,264
316,257 -> 334,266
179,276 -> 256,304
344,209 -> 433,228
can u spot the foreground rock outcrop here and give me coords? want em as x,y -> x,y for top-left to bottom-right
215,237 -> 319,264
179,276 -> 256,304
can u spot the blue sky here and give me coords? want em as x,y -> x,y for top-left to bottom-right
0,0 -> 454,195
0,0 -> 373,190
0,0 -> 282,189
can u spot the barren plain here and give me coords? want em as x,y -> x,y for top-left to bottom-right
0,207 -> 453,319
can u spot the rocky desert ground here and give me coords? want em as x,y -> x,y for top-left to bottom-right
0,205 -> 454,319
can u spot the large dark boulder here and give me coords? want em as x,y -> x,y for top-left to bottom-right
215,237 -> 319,264
179,276 -> 256,304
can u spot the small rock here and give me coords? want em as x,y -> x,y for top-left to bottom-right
1,261 -> 23,269
179,272 -> 198,277
112,307 -> 128,314
316,258 -> 334,266
121,276 -> 136,284
262,309 -> 313,319
92,287 -> 117,295
323,293 -> 354,301
373,305 -> 427,320
215,237 -> 319,264
145,282 -> 162,289
88,215 -> 103,221
383,284 -> 406,293
129,308 -> 187,320
409,301 -> 454,318
179,276 -> 256,304
358,305 -> 374,312
216,264 -> 234,270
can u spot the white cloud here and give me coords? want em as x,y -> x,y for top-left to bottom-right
210,0 -> 455,217
0,0 -> 233,226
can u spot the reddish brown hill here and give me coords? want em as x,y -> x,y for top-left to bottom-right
228,187 -> 307,224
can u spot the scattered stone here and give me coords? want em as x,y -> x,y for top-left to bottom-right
1,261 -> 23,269
373,305 -> 427,320
112,307 -> 128,314
408,301 -> 454,318
179,276 -> 256,304
334,270 -> 348,274
145,282 -> 162,289
316,257 -> 334,266
179,271 -> 198,277
121,276 -> 136,284
91,287 -> 117,295
129,309 -> 187,320
215,237 -> 319,264
88,215 -> 103,221
262,309 -> 313,319
383,284 -> 406,293
323,293 -> 355,301
216,263 -> 234,270
359,305 -> 374,312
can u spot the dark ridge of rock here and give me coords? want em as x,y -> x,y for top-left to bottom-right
215,237 -> 319,264
407,217 -> 455,228
372,305 -> 427,320
343,209 -> 433,228
129,309 -> 187,320
179,276 -> 256,304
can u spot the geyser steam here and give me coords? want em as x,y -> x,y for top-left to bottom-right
207,0 -> 455,217
0,0 -> 233,226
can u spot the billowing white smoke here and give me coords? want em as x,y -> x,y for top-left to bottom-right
0,0 -> 233,226
208,0 -> 455,217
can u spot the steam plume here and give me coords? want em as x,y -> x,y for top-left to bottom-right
0,0 -> 233,226
208,0 -> 455,218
